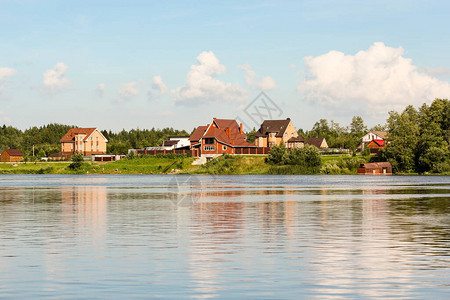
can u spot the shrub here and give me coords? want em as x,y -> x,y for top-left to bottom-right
68,153 -> 84,170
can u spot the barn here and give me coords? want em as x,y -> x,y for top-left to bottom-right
357,162 -> 392,175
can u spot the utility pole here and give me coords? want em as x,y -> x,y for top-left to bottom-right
32,145 -> 35,157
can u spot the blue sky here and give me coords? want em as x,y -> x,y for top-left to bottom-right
1,0 -> 449,132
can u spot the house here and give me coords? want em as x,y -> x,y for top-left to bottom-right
367,139 -> 385,154
0,149 -> 23,162
254,118 -> 303,148
160,136 -> 190,150
360,131 -> 388,150
60,128 -> 108,157
357,162 -> 392,175
305,137 -> 328,149
189,118 -> 256,157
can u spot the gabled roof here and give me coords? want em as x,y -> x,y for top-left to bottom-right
189,126 -> 208,142
202,119 -> 255,147
371,131 -> 388,139
60,128 -> 96,142
305,137 -> 326,148
369,139 -> 385,147
3,149 -> 23,156
254,118 -> 291,138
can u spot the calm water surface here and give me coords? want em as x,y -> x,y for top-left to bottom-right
0,175 -> 449,299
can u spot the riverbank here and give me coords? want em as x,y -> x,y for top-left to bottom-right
0,154 -> 373,175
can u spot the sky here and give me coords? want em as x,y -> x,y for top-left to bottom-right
1,0 -> 449,133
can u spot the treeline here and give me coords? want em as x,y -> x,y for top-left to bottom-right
374,98 -> 449,173
0,124 -> 190,158
101,128 -> 190,154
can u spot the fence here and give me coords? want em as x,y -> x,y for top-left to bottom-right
234,147 -> 271,155
136,149 -> 193,156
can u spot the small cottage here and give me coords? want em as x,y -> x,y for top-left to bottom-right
357,162 -> 392,175
1,149 -> 24,162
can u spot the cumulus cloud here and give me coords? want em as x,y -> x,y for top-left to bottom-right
42,62 -> 70,93
97,83 -> 106,97
151,75 -> 167,93
257,76 -> 278,90
0,67 -> 16,91
173,51 -> 247,105
238,63 -> 277,91
118,81 -> 139,102
297,42 -> 450,112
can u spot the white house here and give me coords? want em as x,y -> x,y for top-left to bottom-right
160,136 -> 190,150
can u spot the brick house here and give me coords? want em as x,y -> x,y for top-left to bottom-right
189,118 -> 256,157
60,128 -> 108,157
0,149 -> 23,162
254,118 -> 302,148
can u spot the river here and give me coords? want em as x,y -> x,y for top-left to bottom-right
0,175 -> 449,299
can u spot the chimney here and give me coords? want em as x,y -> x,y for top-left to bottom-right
240,123 -> 243,134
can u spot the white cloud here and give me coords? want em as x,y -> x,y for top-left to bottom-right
97,83 -> 106,97
297,42 -> 450,112
151,75 -> 168,93
118,81 -> 139,102
257,76 -> 278,90
238,63 -> 258,86
42,62 -> 70,93
0,67 -> 16,91
238,63 -> 277,91
173,51 -> 247,105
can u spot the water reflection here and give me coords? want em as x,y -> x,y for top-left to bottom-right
0,175 -> 448,299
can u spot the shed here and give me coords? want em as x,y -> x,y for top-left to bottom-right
1,149 -> 24,162
357,162 -> 392,175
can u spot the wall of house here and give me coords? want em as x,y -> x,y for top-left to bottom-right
201,138 -> 233,155
281,122 -> 299,145
61,142 -> 73,153
0,152 -> 23,162
83,130 -> 107,155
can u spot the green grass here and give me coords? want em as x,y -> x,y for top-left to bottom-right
185,155 -> 271,175
0,161 -> 71,174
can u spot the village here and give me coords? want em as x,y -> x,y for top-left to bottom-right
0,117 -> 391,175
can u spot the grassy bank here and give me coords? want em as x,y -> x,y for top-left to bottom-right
0,154 -> 371,175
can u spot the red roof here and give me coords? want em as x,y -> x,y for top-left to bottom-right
203,119 -> 255,147
370,139 -> 385,147
189,126 -> 208,142
60,128 -> 98,142
3,149 -> 23,156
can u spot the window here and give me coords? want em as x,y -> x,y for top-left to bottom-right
204,145 -> 215,151
292,133 -> 294,137
285,133 -> 287,138
222,145 -> 227,151
204,138 -> 215,144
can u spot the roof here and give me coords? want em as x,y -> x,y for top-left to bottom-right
162,140 -> 179,147
371,131 -> 388,139
3,149 -> 23,156
360,162 -> 392,169
60,128 -> 106,142
254,118 -> 291,138
202,120 -> 255,147
305,137 -> 326,148
288,136 -> 304,142
189,126 -> 208,142
369,139 -> 385,147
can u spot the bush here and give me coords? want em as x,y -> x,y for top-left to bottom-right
68,153 -> 84,170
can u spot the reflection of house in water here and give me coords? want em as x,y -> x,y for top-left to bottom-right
61,186 -> 107,240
